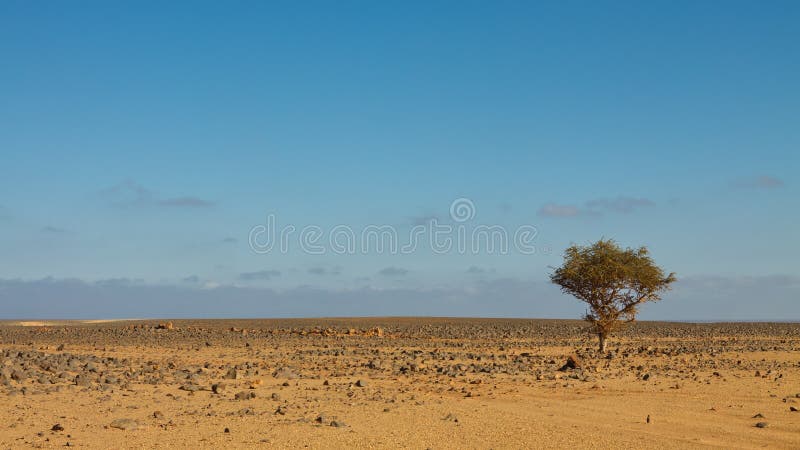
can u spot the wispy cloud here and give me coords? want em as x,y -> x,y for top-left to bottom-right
731,175 -> 784,189
408,214 -> 441,226
95,278 -> 145,287
41,226 -> 68,233
308,266 -> 342,276
378,266 -> 409,277
466,266 -> 495,275
537,203 -> 581,218
101,179 -> 153,207
101,179 -> 214,208
538,196 -> 654,218
158,197 -> 215,208
222,237 -> 238,244
586,196 -> 654,213
239,270 -> 281,281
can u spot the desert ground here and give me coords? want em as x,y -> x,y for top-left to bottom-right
0,318 -> 798,449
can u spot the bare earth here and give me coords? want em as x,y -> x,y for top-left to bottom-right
0,318 -> 798,449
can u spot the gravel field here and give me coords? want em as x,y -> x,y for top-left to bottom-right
1,318 -> 798,449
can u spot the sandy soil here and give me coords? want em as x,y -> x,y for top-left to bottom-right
0,318 -> 798,449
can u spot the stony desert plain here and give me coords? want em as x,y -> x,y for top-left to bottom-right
0,318 -> 798,449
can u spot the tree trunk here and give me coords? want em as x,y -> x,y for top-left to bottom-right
598,332 -> 608,353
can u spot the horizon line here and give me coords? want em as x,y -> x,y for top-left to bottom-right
1,316 -> 799,325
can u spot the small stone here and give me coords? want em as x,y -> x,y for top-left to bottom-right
224,368 -> 239,380
74,374 -> 91,387
755,422 -> 769,428
51,424 -> 64,432
153,411 -> 165,419
752,413 -> 765,419
273,367 -> 299,379
212,383 -> 227,394
355,379 -> 367,387
559,355 -> 581,371
235,391 -> 255,401
790,406 -> 798,412
224,427 -> 230,433
109,418 -> 140,431
275,405 -> 288,415
330,420 -> 346,428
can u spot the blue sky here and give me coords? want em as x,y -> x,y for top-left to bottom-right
1,1 -> 798,319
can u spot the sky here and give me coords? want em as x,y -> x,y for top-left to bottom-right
1,1 -> 798,320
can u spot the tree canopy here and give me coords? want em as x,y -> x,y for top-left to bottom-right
550,239 -> 676,351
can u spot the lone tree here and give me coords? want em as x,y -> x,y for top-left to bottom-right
550,239 -> 676,353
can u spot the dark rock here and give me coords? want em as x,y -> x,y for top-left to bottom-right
51,424 -> 64,432
755,422 -> 769,428
558,355 -> 581,371
235,391 -> 255,401
74,374 -> 91,387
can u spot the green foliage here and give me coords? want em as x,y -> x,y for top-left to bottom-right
550,239 -> 676,341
